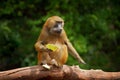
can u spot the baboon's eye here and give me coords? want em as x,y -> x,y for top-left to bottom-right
54,23 -> 58,28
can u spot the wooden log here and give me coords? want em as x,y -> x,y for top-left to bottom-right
0,65 -> 120,80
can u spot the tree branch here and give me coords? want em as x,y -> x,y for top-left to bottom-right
0,65 -> 120,80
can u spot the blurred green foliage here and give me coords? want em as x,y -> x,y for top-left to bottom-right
0,0 -> 120,71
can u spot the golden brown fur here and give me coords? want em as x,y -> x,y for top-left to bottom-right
35,16 -> 85,67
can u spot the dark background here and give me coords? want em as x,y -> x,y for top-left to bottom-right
0,0 -> 120,71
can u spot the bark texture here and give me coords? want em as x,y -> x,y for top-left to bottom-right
0,65 -> 120,80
